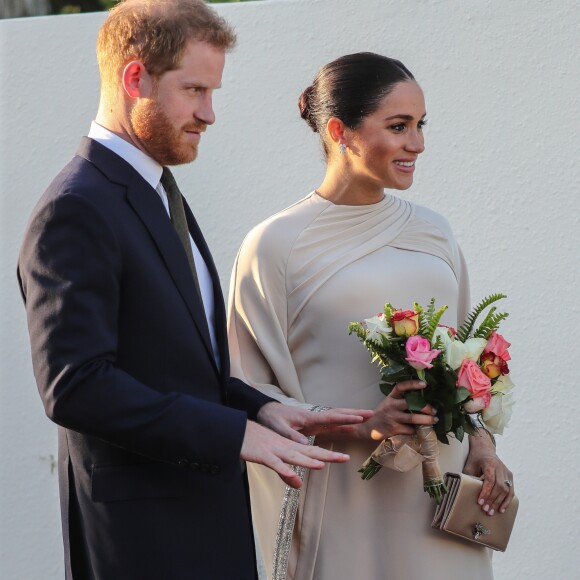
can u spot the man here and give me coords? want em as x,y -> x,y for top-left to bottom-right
17,1 -> 371,578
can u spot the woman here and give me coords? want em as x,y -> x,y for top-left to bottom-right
228,53 -> 514,580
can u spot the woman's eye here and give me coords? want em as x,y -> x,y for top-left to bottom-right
389,123 -> 406,132
418,119 -> 428,130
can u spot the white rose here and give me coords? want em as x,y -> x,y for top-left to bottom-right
365,315 -> 391,343
446,337 -> 487,370
493,373 -> 515,395
431,327 -> 452,349
481,392 -> 514,435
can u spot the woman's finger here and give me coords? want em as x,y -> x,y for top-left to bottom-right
499,479 -> 515,513
408,412 -> 439,426
478,464 -> 514,516
390,380 -> 426,398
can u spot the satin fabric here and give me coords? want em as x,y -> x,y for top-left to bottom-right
228,192 -> 493,580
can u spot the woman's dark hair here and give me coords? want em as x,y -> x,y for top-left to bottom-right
298,52 -> 415,154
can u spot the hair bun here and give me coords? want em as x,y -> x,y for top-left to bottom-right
298,85 -> 318,132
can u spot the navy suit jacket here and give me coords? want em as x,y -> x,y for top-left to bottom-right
18,138 -> 273,579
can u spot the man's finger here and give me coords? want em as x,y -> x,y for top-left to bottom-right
308,410 -> 372,427
266,457 -> 303,489
299,445 -> 350,463
329,408 -> 375,420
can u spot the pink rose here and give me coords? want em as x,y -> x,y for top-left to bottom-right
484,331 -> 511,361
463,392 -> 492,413
405,335 -> 440,370
457,359 -> 492,398
392,310 -> 420,336
481,352 -> 509,379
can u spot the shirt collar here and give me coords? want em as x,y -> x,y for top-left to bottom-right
88,121 -> 163,189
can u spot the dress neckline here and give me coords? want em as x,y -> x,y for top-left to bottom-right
310,190 -> 398,213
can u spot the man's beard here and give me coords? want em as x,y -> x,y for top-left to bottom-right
130,98 -> 205,166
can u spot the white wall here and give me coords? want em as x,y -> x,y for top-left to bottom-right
1,1 -> 578,578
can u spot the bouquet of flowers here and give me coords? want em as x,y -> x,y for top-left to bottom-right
348,294 -> 514,504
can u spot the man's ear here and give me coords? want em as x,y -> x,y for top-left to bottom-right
122,60 -> 153,98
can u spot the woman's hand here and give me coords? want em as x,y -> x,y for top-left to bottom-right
464,432 -> 514,516
349,380 -> 438,442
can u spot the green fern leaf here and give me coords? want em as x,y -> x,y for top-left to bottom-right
424,305 -> 449,341
456,293 -> 507,342
473,312 -> 509,339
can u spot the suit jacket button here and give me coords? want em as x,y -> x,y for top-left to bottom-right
211,465 -> 220,475
191,462 -> 200,471
177,459 -> 189,467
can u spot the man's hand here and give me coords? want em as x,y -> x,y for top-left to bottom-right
256,402 -> 374,444
241,403 -> 373,488
240,420 -> 352,488
464,432 -> 514,516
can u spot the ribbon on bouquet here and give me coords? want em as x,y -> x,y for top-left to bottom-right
370,426 -> 445,499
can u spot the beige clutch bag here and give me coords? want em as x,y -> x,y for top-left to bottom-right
431,472 -> 519,552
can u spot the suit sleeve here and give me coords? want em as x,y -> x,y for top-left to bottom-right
18,190 -> 246,477
226,376 -> 277,421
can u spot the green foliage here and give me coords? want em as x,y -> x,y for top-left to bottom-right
383,303 -> 395,326
380,362 -> 413,392
359,457 -> 382,480
415,298 -> 448,341
456,293 -> 507,343
473,309 -> 509,340
422,362 -> 473,443
405,390 -> 426,412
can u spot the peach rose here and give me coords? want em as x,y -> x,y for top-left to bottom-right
456,359 -> 492,399
391,310 -> 419,337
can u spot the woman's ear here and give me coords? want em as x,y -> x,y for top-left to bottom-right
122,60 -> 153,99
326,117 -> 347,146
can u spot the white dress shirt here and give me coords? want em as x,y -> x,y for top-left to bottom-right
88,121 -> 220,366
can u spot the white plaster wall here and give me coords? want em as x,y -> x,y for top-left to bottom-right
1,1 -> 578,578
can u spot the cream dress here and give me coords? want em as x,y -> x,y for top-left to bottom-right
228,192 -> 493,580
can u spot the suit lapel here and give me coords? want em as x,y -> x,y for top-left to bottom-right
76,138 -> 218,374
126,177 -> 218,371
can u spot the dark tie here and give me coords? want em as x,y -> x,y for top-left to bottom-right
161,167 -> 204,305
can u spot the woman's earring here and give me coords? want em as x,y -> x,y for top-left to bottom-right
339,143 -> 347,155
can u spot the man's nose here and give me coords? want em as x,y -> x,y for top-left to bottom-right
196,94 -> 215,126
